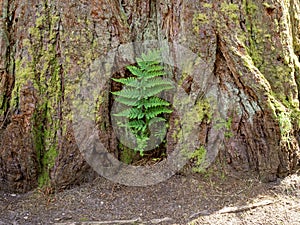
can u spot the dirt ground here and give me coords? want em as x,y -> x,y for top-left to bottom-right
0,168 -> 300,225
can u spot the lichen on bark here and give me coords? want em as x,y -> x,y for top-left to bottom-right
214,0 -> 300,180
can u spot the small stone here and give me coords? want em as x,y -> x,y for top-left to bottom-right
10,194 -> 17,197
24,216 -> 28,220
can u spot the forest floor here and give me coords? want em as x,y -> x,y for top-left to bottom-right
0,168 -> 300,225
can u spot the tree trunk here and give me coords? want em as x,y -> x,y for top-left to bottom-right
0,0 -> 300,192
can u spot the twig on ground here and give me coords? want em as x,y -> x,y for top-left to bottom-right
217,199 -> 275,214
54,217 -> 142,225
149,217 -> 173,224
288,204 -> 300,211
189,210 -> 211,219
54,217 -> 173,225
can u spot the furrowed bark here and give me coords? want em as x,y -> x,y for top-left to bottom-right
0,0 -> 299,192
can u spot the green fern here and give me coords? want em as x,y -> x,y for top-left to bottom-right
112,50 -> 173,155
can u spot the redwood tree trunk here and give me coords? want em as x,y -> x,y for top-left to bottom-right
0,0 -> 300,192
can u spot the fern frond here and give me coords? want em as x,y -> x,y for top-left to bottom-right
148,117 -> 166,127
112,49 -> 173,154
113,77 -> 144,88
143,70 -> 166,79
142,78 -> 173,89
146,65 -> 164,72
129,108 -> 145,119
127,66 -> 144,77
136,59 -> 148,71
142,84 -> 174,98
154,129 -> 166,141
112,77 -> 136,85
114,96 -> 139,106
140,50 -> 161,63
136,59 -> 163,71
116,121 -> 129,128
128,120 -> 146,131
146,106 -> 173,120
113,108 -> 131,117
112,88 -> 140,99
139,97 -> 170,109
113,107 -> 145,119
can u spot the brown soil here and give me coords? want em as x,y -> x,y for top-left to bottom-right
0,169 -> 300,225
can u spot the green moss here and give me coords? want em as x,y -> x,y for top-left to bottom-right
220,3 -> 239,21
192,13 -> 209,31
38,146 -> 58,187
38,170 -> 50,187
196,99 -> 212,122
240,1 -> 264,67
203,3 -> 212,8
15,3 -> 63,187
224,0 -> 300,158
278,111 -> 292,145
171,118 -> 181,141
95,94 -> 105,127
119,144 -> 136,164
233,36 -> 297,149
243,0 -> 258,13
264,34 -> 271,39
215,117 -> 233,138
291,108 -> 300,128
43,145 -> 58,169
267,94 -> 295,146
220,2 -> 239,11
8,0 -> 105,188
10,59 -> 32,109
262,2 -> 275,9
175,97 -> 212,131
241,50 -> 298,147
173,97 -> 212,172
189,146 -> 207,173
241,0 -> 296,102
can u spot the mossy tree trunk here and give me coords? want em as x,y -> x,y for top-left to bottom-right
0,0 -> 300,192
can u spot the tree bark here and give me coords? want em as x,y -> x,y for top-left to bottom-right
0,0 -> 300,192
